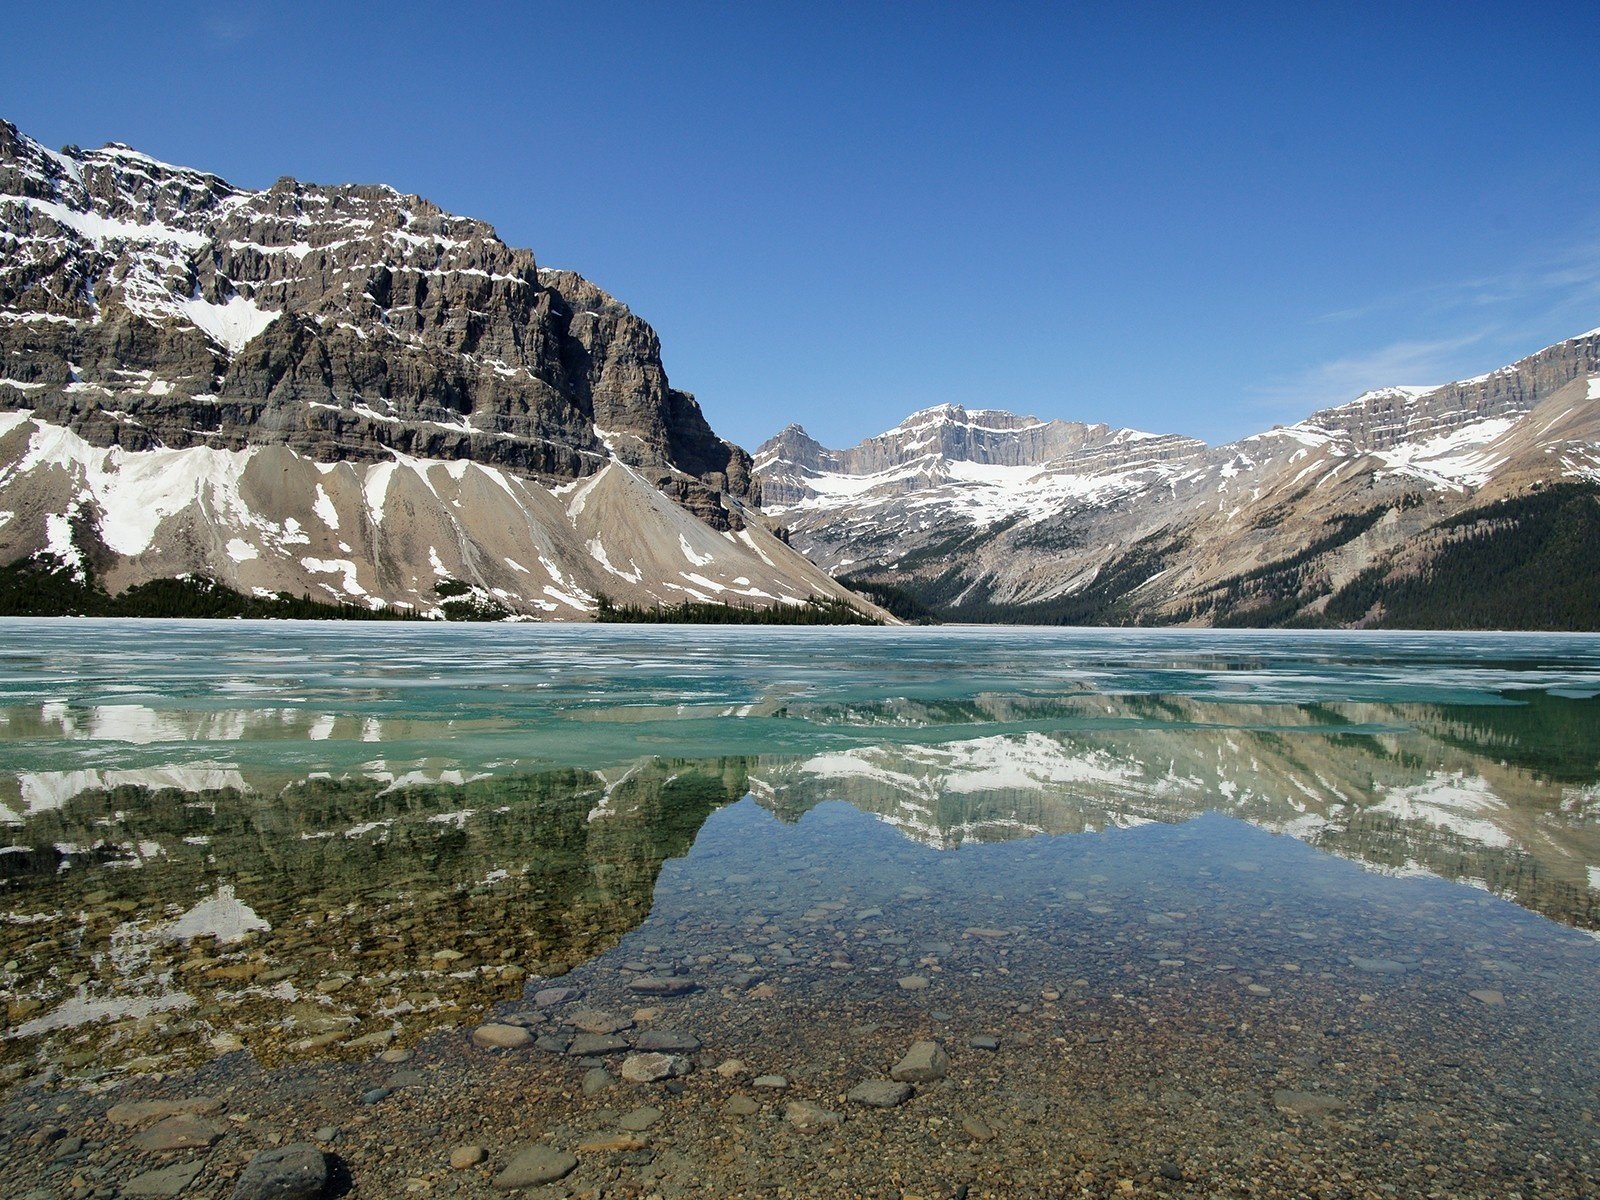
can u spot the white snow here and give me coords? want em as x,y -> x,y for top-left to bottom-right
225,537 -> 259,562
15,765 -> 246,816
12,420 -> 261,556
588,538 -> 641,582
313,483 -> 339,529
300,557 -> 365,596
3,195 -> 209,248
678,533 -> 715,566
363,461 -> 396,523
1372,772 -> 1512,848
1374,417 -> 1518,489
151,884 -> 269,943
177,294 -> 279,354
42,511 -> 84,576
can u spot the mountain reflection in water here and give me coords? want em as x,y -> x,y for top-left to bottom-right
1,761 -> 748,1081
3,682 -> 1598,1083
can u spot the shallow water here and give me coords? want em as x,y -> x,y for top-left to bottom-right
1,620 -> 1597,1197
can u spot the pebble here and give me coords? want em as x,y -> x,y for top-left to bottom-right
633,1029 -> 701,1053
1349,956 -> 1409,975
725,1094 -> 760,1116
230,1143 -> 328,1200
891,1040 -> 949,1083
752,1074 -> 788,1089
714,1058 -> 747,1077
960,1112 -> 995,1142
969,1035 -> 1000,1051
897,975 -> 930,990
312,1126 -> 339,1143
471,1023 -> 533,1050
359,1087 -> 392,1105
620,1052 -> 692,1083
1469,988 -> 1506,1006
846,1079 -> 913,1108
449,1145 -> 485,1170
377,1048 -> 414,1064
581,1067 -> 615,1095
491,1144 -> 578,1190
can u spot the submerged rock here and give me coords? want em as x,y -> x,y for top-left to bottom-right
471,1023 -> 533,1050
132,1114 -> 224,1152
890,1040 -> 949,1083
847,1079 -> 913,1108
231,1144 -> 328,1200
621,1052 -> 692,1083
492,1144 -> 578,1190
785,1100 -> 843,1130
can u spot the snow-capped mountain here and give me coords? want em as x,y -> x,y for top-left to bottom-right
757,329 -> 1600,626
747,701 -> 1600,929
0,119 -> 879,618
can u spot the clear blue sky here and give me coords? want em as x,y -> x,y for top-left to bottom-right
7,2 -> 1599,450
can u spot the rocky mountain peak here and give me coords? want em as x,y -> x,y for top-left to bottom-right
0,119 -> 891,621
756,324 -> 1600,629
0,118 -> 754,522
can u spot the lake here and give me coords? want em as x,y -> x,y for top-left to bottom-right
2,620 -> 1598,1197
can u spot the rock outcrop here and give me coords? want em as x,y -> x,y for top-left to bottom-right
0,119 -> 878,618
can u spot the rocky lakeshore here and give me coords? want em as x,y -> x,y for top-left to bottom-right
4,802 -> 1597,1199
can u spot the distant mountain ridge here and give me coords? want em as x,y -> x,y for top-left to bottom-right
756,328 -> 1600,628
0,119 -> 882,619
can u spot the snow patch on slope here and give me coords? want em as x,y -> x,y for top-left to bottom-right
178,294 -> 279,353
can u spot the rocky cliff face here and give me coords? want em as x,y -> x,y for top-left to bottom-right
0,120 -> 751,503
0,119 -> 877,618
757,329 -> 1600,627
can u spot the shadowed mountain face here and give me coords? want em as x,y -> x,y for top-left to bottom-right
0,119 -> 881,618
757,332 -> 1600,628
4,687 -> 1597,1083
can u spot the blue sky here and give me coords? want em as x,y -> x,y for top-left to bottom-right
7,2 -> 1599,449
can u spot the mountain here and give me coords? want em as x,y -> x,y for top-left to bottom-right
747,693 -> 1600,930
0,120 -> 879,620
756,330 -> 1600,628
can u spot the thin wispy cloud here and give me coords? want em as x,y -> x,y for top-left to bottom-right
1314,234 -> 1600,327
204,3 -> 261,44
1249,230 -> 1600,429
1252,330 -> 1494,421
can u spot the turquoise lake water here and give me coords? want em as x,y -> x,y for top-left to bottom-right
1,620 -> 1597,1196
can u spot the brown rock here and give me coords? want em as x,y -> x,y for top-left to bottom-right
132,1114 -> 225,1152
